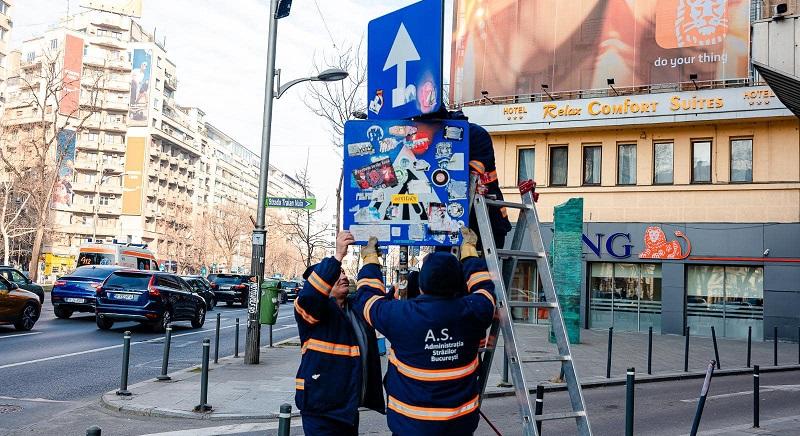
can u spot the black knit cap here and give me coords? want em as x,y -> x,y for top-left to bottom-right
419,252 -> 464,297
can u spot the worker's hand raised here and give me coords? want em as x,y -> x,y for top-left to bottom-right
361,236 -> 381,265
335,231 -> 355,261
460,226 -> 479,260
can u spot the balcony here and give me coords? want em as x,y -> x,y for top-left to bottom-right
76,141 -> 99,151
90,34 -> 127,50
72,203 -> 94,214
148,147 -> 160,158
98,184 -> 123,195
72,182 -> 96,193
169,156 -> 179,167
96,205 -> 121,216
101,142 -> 126,153
165,74 -> 178,90
84,55 -> 130,71
75,160 -> 98,171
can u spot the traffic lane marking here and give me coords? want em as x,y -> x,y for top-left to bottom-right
0,332 -> 42,340
0,395 -> 76,404
680,384 -> 800,403
139,420 -> 303,436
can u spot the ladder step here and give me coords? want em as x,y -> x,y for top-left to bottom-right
534,411 -> 586,422
509,301 -> 557,309
496,249 -> 545,259
485,199 -> 530,210
521,355 -> 572,363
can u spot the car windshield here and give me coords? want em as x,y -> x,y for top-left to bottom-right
214,276 -> 247,285
77,252 -> 115,266
105,272 -> 151,290
67,267 -> 119,280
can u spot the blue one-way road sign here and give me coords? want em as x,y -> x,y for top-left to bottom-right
367,0 -> 443,120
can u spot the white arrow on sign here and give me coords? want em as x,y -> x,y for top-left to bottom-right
383,23 -> 420,108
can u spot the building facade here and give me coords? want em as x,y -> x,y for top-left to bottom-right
1,9 -> 305,279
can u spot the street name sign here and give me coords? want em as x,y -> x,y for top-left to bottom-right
367,0 -> 443,120
266,197 -> 316,210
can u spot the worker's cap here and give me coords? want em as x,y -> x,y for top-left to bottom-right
419,251 -> 464,297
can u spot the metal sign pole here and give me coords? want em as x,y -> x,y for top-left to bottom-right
398,245 -> 409,298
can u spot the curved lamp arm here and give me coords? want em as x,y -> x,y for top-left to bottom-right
276,77 -> 313,99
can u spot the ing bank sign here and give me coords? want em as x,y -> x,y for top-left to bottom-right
582,226 -> 691,261
477,86 -> 789,128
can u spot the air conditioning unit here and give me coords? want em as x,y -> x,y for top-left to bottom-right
773,2 -> 789,19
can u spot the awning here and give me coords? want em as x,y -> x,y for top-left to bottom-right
753,61 -> 800,119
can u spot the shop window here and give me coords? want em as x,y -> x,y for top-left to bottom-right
730,138 -> 753,183
582,145 -> 601,185
653,142 -> 673,184
510,261 -> 547,325
617,143 -> 637,185
549,146 -> 568,186
517,148 -> 535,184
691,140 -> 712,183
687,265 -> 763,340
589,262 -> 662,332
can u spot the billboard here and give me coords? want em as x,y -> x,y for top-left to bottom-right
122,137 -> 146,215
128,49 -> 151,126
52,130 -> 77,210
451,0 -> 751,103
81,0 -> 142,17
343,119 -> 470,247
60,35 -> 84,116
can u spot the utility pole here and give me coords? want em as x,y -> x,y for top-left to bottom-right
245,0 -> 280,364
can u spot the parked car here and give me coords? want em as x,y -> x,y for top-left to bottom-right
278,280 -> 302,304
95,271 -> 206,332
0,266 -> 45,303
51,265 -> 126,319
181,275 -> 216,310
0,275 -> 41,331
207,274 -> 254,307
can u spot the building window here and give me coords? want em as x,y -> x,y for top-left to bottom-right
589,263 -> 662,332
549,146 -> 568,186
730,138 -> 753,183
99,195 -> 110,206
50,39 -> 59,50
510,261 -> 548,325
582,145 -> 601,185
653,142 -> 673,184
617,143 -> 637,185
0,1 -> 7,14
687,265 -> 763,339
517,148 -> 535,184
86,132 -> 98,142
26,52 -> 35,62
692,140 -> 712,183
0,28 -> 6,41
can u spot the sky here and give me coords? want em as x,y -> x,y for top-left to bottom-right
12,0 -> 453,222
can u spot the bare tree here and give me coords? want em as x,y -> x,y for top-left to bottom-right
209,200 -> 252,272
281,163 -> 330,269
0,47 -> 109,280
304,41 -> 367,232
0,169 -> 36,265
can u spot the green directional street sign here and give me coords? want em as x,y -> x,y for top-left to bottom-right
266,197 -> 316,210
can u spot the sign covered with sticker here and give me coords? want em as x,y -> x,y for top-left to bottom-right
343,119 -> 470,246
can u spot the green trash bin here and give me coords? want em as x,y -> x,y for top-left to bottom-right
260,279 -> 280,325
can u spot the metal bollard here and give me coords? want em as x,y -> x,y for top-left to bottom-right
86,425 -> 101,436
116,331 -> 132,396
534,385 -> 544,435
157,326 -> 172,381
499,353 -> 511,387
606,327 -> 613,379
797,327 -> 799,365
278,403 -> 292,436
270,324 -> 274,348
194,339 -> 213,412
711,326 -> 721,369
773,326 -> 778,366
214,313 -> 221,364
747,326 -> 752,368
753,365 -> 760,428
684,326 -> 690,372
689,360 -> 716,436
625,368 -> 635,436
647,326 -> 653,375
234,318 -> 240,358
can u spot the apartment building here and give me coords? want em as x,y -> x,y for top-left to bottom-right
1,9 -> 306,278
454,0 -> 799,342
0,0 -> 13,107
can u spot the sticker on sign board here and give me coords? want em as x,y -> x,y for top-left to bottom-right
443,126 -> 464,141
353,158 -> 398,190
348,141 -> 374,157
350,224 -> 392,241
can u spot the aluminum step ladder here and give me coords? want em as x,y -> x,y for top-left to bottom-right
473,179 -> 592,436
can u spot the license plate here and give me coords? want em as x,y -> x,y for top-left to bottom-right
64,298 -> 85,304
112,293 -> 137,301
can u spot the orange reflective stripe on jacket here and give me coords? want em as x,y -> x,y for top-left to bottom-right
363,295 -> 382,327
301,338 -> 360,357
474,289 -> 496,308
308,271 -> 332,296
387,395 -> 480,421
357,278 -> 386,293
295,378 -> 305,390
469,160 -> 486,174
294,298 -> 319,325
466,271 -> 491,290
388,348 -> 479,382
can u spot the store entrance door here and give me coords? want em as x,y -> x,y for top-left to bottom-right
589,262 -> 663,332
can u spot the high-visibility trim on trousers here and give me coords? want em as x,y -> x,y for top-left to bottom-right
388,348 -> 479,382
301,338 -> 360,357
387,394 -> 480,421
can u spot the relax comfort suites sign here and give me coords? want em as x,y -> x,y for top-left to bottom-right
463,86 -> 792,132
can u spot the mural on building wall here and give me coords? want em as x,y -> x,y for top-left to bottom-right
52,129 -> 76,211
639,226 -> 692,260
128,49 -> 152,126
60,35 -> 84,116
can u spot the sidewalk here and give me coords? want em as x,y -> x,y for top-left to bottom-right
101,326 -> 800,422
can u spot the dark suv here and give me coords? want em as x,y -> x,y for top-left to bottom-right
0,266 -> 44,303
207,274 -> 253,307
181,275 -> 216,310
95,271 -> 206,332
278,280 -> 302,304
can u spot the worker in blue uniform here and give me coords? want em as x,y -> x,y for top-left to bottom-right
293,231 -> 385,435
352,227 -> 496,436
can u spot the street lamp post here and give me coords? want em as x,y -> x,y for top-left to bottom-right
244,0 -> 348,364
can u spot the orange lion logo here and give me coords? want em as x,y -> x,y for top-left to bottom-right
639,226 -> 692,260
